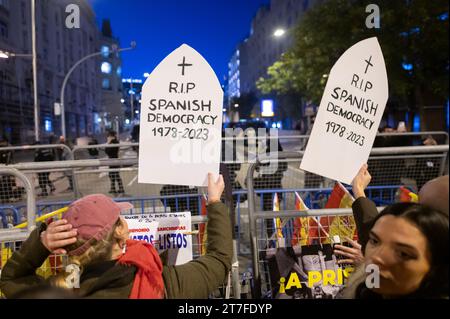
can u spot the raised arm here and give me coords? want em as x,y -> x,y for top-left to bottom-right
162,173 -> 233,299
351,164 -> 378,247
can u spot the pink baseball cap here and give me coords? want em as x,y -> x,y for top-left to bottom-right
63,194 -> 133,256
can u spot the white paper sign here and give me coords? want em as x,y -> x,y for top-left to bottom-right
138,44 -> 223,186
124,211 -> 193,265
300,37 -> 388,185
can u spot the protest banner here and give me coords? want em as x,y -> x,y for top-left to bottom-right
300,37 -> 388,185
124,211 -> 193,265
138,44 -> 223,186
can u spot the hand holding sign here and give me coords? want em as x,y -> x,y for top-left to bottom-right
207,172 -> 224,204
138,44 -> 223,187
300,37 -> 388,185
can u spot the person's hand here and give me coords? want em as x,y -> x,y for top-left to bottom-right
423,136 -> 437,146
207,173 -> 224,205
40,219 -> 77,254
352,164 -> 371,199
334,237 -> 364,266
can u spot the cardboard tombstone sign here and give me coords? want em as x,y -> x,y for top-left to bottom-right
138,44 -> 223,187
300,37 -> 388,185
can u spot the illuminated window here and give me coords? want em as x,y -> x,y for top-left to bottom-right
102,78 -> 110,89
101,62 -> 112,74
44,119 -> 53,132
116,66 -> 122,77
101,45 -> 110,58
261,99 -> 274,117
413,114 -> 421,132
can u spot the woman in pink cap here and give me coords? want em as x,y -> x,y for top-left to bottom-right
0,173 -> 232,299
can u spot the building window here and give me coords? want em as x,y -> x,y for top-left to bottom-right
101,45 -> 110,58
22,30 -> 28,50
101,62 -> 112,74
0,0 -> 9,9
43,23 -> 49,43
102,78 -> 111,90
0,21 -> 8,40
21,1 -> 26,24
44,118 -> 53,133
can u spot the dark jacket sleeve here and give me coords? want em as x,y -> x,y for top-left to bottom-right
352,197 -> 379,248
0,223 -> 51,298
162,202 -> 233,299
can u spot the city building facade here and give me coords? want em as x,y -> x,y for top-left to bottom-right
122,77 -> 143,131
227,0 -> 322,128
0,0 -> 105,144
98,19 -> 125,136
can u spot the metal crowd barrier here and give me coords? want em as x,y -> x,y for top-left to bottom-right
72,142 -> 139,160
244,148 -> 448,299
0,194 -> 241,299
2,131 -> 446,164
0,143 -> 448,298
0,144 -> 74,163
0,167 -> 36,242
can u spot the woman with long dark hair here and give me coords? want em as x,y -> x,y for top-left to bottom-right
343,202 -> 448,299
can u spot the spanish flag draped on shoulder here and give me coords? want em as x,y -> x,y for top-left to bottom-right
308,182 -> 358,244
291,192 -> 310,247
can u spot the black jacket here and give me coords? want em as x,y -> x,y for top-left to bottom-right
105,138 -> 119,159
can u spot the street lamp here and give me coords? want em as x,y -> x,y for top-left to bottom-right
60,41 -> 136,139
0,50 -> 34,58
128,88 -> 135,123
273,28 -> 286,37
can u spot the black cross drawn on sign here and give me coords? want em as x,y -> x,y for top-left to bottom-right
177,56 -> 193,76
364,55 -> 374,74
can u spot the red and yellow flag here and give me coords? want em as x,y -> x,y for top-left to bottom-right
273,193 -> 284,245
291,192 -> 309,247
397,186 -> 419,203
308,182 -> 357,244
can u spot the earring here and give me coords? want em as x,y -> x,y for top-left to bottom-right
121,242 -> 127,254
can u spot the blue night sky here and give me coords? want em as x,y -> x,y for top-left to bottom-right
89,0 -> 270,83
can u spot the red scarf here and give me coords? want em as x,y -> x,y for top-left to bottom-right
117,239 -> 164,299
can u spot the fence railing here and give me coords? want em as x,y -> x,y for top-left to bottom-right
1,143 -> 448,298
2,131 -> 448,164
0,167 -> 36,242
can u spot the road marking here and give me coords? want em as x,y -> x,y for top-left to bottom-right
127,174 -> 138,187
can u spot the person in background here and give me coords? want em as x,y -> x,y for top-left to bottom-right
56,136 -> 74,191
87,136 -> 99,159
0,136 -> 13,165
34,140 -> 56,197
105,131 -> 124,194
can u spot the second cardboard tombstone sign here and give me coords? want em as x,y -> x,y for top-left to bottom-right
138,44 -> 223,187
300,37 -> 388,185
